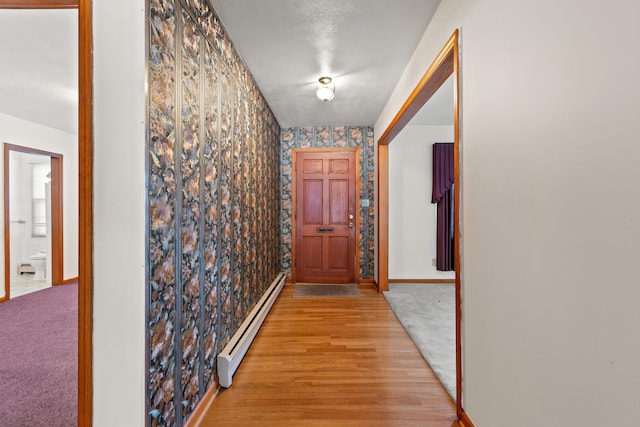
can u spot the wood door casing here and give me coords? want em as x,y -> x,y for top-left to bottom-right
3,143 -> 64,302
295,150 -> 357,283
377,30 -> 462,416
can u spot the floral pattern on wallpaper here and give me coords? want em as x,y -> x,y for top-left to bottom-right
148,0 -> 281,425
280,126 -> 375,281
148,0 -> 177,424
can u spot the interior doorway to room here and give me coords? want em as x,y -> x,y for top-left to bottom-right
3,144 -> 63,300
384,74 -> 457,401
293,148 -> 359,283
387,75 -> 455,281
0,3 -> 86,426
378,30 -> 462,415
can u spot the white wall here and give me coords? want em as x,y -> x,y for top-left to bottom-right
389,125 -> 455,280
375,0 -> 640,426
93,0 -> 146,425
0,113 -> 78,298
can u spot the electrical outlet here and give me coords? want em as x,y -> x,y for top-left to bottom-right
432,258 -> 437,266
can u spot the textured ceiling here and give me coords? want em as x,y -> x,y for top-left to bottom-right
0,2 -> 446,134
0,9 -> 77,134
211,0 -> 442,127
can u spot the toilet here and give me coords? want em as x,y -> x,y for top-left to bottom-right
29,251 -> 47,280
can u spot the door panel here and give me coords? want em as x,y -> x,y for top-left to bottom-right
295,150 -> 356,283
329,159 -> 349,174
303,159 -> 323,174
329,180 -> 349,225
328,236 -> 349,270
303,180 -> 323,224
302,237 -> 323,269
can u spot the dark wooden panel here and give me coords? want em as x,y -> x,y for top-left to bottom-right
302,180 -> 323,225
328,236 -> 349,270
329,158 -> 349,174
302,237 -> 322,269
329,179 -> 348,225
302,159 -> 323,174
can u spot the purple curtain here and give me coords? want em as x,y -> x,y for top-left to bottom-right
432,143 -> 454,271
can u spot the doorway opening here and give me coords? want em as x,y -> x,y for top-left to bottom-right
377,30 -> 462,415
0,2 -> 90,425
3,144 -> 64,300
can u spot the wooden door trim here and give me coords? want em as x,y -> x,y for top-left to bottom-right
51,154 -> 64,286
377,144 -> 388,291
0,3 -> 90,425
460,410 -> 477,427
291,147 -> 361,283
377,30 -> 463,417
377,32 -> 457,147
3,143 -> 64,301
78,0 -> 92,425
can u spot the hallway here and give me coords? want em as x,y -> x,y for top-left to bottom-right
203,285 -> 458,426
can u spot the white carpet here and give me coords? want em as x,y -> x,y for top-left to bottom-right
383,283 -> 456,400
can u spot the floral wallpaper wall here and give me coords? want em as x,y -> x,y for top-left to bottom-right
280,126 -> 375,281
147,0 -> 280,425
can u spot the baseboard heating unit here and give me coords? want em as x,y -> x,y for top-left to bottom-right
217,272 -> 285,388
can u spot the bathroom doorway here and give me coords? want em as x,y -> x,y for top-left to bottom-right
3,143 -> 63,300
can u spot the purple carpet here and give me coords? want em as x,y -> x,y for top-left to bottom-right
0,283 -> 77,427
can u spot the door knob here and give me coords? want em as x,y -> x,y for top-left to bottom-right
349,222 -> 354,228
349,214 -> 354,220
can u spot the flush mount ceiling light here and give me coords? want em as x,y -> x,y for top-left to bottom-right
316,76 -> 335,102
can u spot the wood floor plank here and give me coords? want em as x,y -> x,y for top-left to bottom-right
201,285 -> 459,427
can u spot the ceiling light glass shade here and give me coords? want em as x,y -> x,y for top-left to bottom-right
316,76 -> 335,101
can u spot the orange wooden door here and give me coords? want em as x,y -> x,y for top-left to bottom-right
295,150 -> 356,283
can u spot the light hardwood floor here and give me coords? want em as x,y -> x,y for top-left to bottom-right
202,284 -> 459,427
